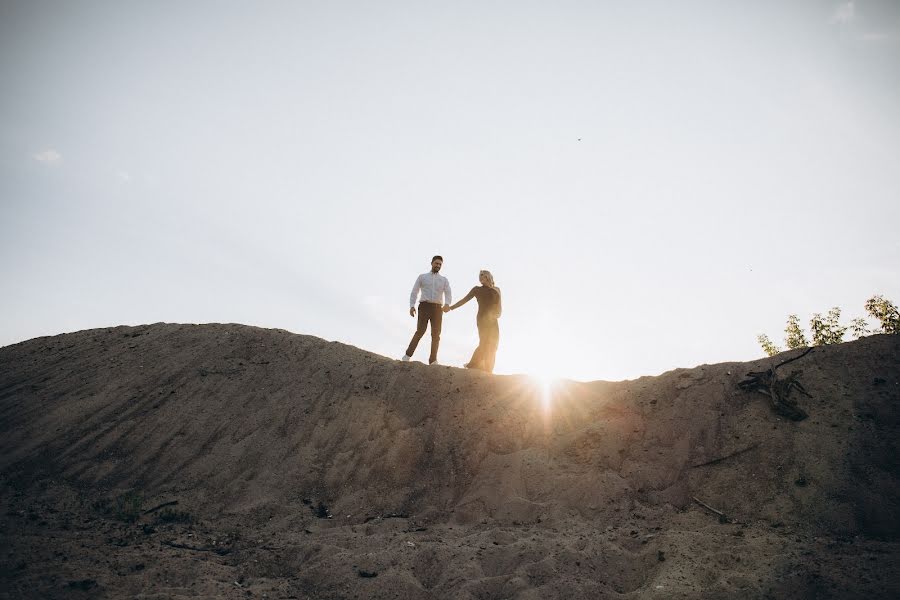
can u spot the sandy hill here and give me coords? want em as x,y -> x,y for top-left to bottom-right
0,323 -> 898,599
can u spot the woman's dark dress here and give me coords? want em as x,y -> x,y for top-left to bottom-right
450,286 -> 501,373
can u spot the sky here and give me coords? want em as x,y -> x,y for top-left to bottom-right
1,0 -> 899,381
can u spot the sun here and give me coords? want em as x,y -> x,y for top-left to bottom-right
498,338 -> 567,412
530,371 -> 561,412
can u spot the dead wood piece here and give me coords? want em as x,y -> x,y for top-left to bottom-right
690,443 -> 760,468
774,371 -> 812,396
143,500 -> 178,515
738,365 -> 809,421
692,496 -> 730,523
774,347 -> 813,370
162,540 -> 231,555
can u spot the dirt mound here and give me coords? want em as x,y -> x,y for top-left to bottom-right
1,323 -> 898,598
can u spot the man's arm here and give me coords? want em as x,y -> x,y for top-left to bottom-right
409,275 -> 422,316
444,277 -> 452,308
448,287 -> 476,311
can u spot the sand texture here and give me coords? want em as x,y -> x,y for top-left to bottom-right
0,323 -> 898,598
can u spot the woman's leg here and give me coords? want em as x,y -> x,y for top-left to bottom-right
465,347 -> 482,369
469,320 -> 494,373
484,320 -> 500,373
468,319 -> 489,370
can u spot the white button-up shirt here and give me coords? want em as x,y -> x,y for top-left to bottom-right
410,271 -> 452,307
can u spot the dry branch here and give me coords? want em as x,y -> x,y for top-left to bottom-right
143,500 -> 178,515
162,540 -> 231,555
738,348 -> 813,421
692,496 -> 730,523
774,347 -> 813,370
690,443 -> 760,468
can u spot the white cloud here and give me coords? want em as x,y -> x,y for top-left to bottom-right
860,27 -> 900,43
831,1 -> 855,24
117,170 -> 132,183
32,149 -> 62,164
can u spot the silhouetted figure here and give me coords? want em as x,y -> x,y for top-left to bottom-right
447,270 -> 501,373
402,255 -> 452,365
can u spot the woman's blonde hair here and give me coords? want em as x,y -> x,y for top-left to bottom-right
479,270 -> 496,288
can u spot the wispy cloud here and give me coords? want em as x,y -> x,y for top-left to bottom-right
861,31 -> 889,41
32,149 -> 62,164
831,2 -> 855,24
829,2 -> 900,43
861,22 -> 900,43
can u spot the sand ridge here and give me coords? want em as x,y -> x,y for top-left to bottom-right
0,323 -> 898,598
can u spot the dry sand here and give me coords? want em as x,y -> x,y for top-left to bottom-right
0,323 -> 898,599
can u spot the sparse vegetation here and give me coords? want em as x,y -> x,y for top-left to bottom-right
810,307 -> 847,347
864,295 -> 900,334
757,334 -> 780,358
849,317 -> 870,338
115,491 -> 143,522
91,491 -> 144,522
784,314 -> 808,349
758,295 -> 899,356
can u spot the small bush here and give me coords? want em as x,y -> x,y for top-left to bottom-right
757,295 -> 898,356
113,491 -> 143,523
784,314 -> 808,349
865,295 -> 900,334
757,334 -> 780,357
810,307 -> 847,346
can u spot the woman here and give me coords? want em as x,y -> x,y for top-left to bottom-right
446,270 -> 502,373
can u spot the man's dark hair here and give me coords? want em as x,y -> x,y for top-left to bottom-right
432,255 -> 443,262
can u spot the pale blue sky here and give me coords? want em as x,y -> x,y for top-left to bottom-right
2,1 -> 899,380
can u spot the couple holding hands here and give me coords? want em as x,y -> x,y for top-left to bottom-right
401,255 -> 502,373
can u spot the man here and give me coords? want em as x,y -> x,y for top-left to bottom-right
402,255 -> 452,364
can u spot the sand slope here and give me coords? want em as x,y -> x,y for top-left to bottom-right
1,323 -> 898,599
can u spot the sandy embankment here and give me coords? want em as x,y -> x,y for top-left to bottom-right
0,324 -> 897,598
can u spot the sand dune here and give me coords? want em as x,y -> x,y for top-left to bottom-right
1,323 -> 898,598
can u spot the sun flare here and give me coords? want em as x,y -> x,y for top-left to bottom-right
530,372 -> 560,412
